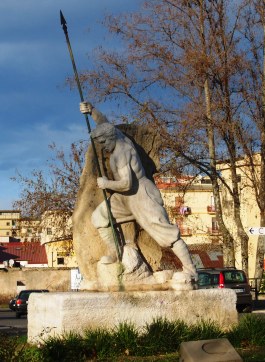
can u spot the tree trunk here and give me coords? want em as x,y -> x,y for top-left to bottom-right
221,27 -> 249,273
255,8 -> 265,286
200,1 -> 235,266
204,79 -> 235,266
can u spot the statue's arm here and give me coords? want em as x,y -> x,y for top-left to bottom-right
80,101 -> 108,125
97,163 -> 132,192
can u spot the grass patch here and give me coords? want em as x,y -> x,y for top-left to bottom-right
0,333 -> 41,362
227,314 -> 265,348
1,315 -> 265,361
139,318 -> 188,355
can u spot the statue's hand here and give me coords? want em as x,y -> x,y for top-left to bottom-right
97,176 -> 109,189
80,101 -> 93,115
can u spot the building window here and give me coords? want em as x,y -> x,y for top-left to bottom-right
212,217 -> 218,231
6,222 -> 10,226
46,228 -> 52,235
6,232 -> 10,236
57,257 -> 64,265
201,179 -> 211,184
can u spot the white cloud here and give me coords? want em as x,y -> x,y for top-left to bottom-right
0,0 -> 143,208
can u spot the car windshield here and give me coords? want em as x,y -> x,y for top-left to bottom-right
197,270 -> 247,286
197,273 -> 211,286
223,271 -> 246,283
19,290 -> 47,300
19,292 -> 31,300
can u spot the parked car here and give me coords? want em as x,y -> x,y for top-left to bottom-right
15,289 -> 49,318
197,267 -> 252,313
9,295 -> 18,311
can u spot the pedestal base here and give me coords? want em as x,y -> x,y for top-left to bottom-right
28,289 -> 238,344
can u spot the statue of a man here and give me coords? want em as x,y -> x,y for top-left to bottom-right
80,102 -> 197,281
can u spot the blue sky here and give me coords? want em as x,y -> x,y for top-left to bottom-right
0,0 -> 143,209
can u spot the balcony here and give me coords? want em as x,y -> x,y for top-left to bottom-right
179,227 -> 193,236
208,227 -> 221,235
207,205 -> 216,214
171,206 -> 191,216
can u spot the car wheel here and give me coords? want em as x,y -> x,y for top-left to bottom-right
243,305 -> 252,313
16,312 -> 21,319
237,304 -> 252,313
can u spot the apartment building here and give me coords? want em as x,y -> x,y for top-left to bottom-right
156,161 -> 264,279
40,210 -> 77,268
217,154 -> 263,277
156,175 -> 219,245
0,210 -> 21,241
0,210 -> 41,242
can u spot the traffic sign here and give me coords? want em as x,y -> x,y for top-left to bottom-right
249,227 -> 265,235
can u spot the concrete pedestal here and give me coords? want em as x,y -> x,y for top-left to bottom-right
179,338 -> 243,361
28,289 -> 238,344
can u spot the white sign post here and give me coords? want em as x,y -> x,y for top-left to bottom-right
71,268 -> 83,290
248,227 -> 265,235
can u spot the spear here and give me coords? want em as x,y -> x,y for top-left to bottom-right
60,10 -> 122,262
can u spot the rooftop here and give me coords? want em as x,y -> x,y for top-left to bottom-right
0,241 -> 48,265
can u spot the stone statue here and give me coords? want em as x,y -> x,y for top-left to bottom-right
79,102 -> 197,284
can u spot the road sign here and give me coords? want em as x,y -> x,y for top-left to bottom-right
249,227 -> 265,235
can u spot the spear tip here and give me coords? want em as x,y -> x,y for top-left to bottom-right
60,10 -> 67,27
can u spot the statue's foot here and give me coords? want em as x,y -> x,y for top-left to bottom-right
170,271 -> 195,290
99,255 -> 117,264
183,265 -> 198,282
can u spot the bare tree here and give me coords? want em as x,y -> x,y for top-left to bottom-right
12,140 -> 87,241
79,0 -> 257,270
235,0 -> 265,283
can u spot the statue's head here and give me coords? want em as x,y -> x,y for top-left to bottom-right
91,123 -> 116,152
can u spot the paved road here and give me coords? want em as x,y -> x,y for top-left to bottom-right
0,309 -> 27,336
252,298 -> 265,314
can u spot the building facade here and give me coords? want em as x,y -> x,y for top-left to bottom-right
156,175 -> 220,245
0,210 -> 21,240
217,154 -> 263,278
40,210 -> 77,268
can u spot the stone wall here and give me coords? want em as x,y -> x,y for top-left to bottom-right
0,268 -> 71,299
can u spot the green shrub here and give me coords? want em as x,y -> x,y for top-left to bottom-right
1,315 -> 265,361
84,328 -> 116,360
139,318 -> 189,356
40,332 -> 86,362
112,322 -> 140,356
0,334 -> 24,362
17,345 -> 43,362
0,333 -> 42,362
185,319 -> 225,341
226,314 -> 265,348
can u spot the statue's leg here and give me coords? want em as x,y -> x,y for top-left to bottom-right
91,202 -> 118,264
97,227 -> 118,264
91,195 -> 135,264
171,239 -> 198,280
